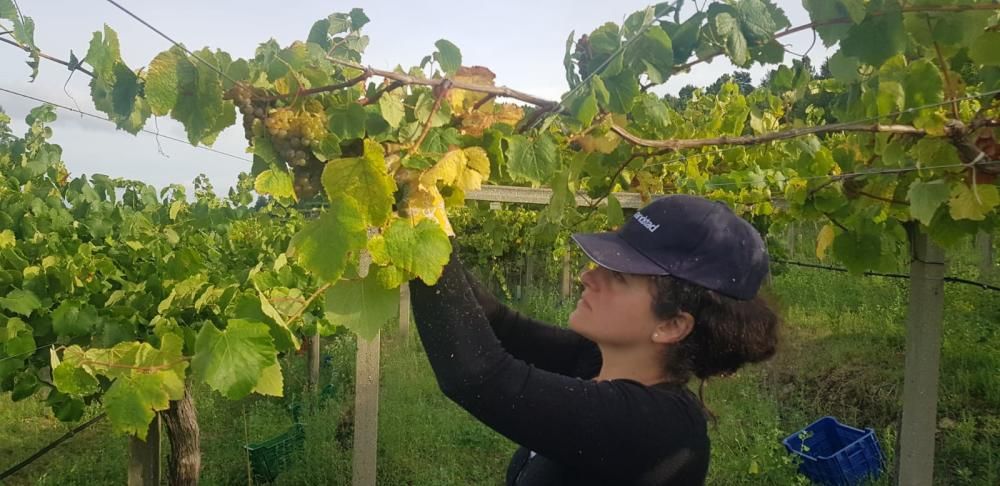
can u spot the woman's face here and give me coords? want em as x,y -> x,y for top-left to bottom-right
568,265 -> 663,346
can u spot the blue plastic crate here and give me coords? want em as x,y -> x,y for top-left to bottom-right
782,416 -> 884,486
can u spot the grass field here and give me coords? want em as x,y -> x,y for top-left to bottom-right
2,248 -> 997,485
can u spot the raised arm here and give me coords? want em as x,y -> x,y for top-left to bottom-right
462,264 -> 600,378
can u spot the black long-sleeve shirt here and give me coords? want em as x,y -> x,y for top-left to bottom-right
410,256 -> 709,485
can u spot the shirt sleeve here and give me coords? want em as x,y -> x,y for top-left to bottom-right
487,302 -> 601,379
410,254 -> 706,481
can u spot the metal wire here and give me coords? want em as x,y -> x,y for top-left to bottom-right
0,86 -> 252,163
101,0 -> 239,86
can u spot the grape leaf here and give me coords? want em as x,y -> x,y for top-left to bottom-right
104,373 -> 171,439
383,218 -> 452,285
191,319 -> 277,400
287,197 -> 367,283
832,230 -> 882,274
949,183 -> 1000,221
816,224 -> 835,260
433,39 -> 462,75
840,9 -> 905,67
801,0 -> 865,46
86,26 -> 121,81
3,318 -> 35,357
908,179 -> 951,226
378,93 -> 405,128
324,272 -> 400,339
254,169 -> 296,201
420,147 -> 491,193
0,289 -> 41,317
321,139 -> 396,226
146,49 -> 182,116
606,194 -> 624,227
904,60 -> 943,110
252,361 -> 283,397
970,32 -> 1000,66
507,133 -> 560,184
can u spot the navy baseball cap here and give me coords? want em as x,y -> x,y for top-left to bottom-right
571,195 -> 769,300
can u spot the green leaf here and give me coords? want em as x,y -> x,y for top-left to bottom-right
324,272 -> 400,339
564,31 -> 581,88
904,60 -> 943,110
877,81 -> 904,117
970,32 -> 1000,66
507,133 -> 560,184
53,358 -> 100,397
321,139 -> 396,226
840,9 -> 905,67
287,197 -> 367,283
414,92 -> 452,128
0,229 -> 14,249
567,86 -> 599,126
328,103 -> 368,140
86,26 -> 121,81
254,169 -> 296,201
801,0 -> 865,46
664,12 -> 705,62
832,230 -> 882,274
47,390 -> 85,422
382,218 -> 452,285
4,318 -> 35,357
737,0 -> 789,45
104,373 -> 171,439
912,138 -> 962,169
949,183 -> 1000,221
627,26 -> 673,84
378,94 -> 405,128
52,301 -> 100,339
433,39 -> 462,75
252,361 -> 284,397
145,49 -> 181,116
707,5 -> 750,67
907,179 -> 951,226
11,371 -> 39,401
167,47 -> 232,144
606,194 -> 624,227
827,51 -> 860,84
602,71 -> 640,113
192,319 -> 277,400
0,289 -> 41,317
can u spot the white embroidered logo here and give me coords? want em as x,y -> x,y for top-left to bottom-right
633,211 -> 660,232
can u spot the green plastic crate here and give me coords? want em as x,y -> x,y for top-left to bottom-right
245,422 -> 305,483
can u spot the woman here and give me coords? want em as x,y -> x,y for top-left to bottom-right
410,194 -> 779,485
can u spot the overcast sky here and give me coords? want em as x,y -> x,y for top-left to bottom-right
0,0 -> 831,193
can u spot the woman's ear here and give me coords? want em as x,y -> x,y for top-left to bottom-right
651,312 -> 694,344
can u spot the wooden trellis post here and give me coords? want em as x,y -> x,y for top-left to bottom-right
896,230 -> 946,486
976,231 -> 994,279
127,415 -> 160,486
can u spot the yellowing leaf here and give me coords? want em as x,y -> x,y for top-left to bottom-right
448,66 -> 496,113
252,361 -> 284,397
321,139 -> 396,226
420,146 -> 491,193
407,182 -> 454,236
816,224 -> 835,261
254,169 -> 296,202
948,183 -> 1000,221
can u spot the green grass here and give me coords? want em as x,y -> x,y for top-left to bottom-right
2,255 -> 998,485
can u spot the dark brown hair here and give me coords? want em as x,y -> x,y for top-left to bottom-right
648,275 -> 779,384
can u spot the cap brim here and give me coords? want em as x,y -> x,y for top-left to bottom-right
571,232 -> 670,276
